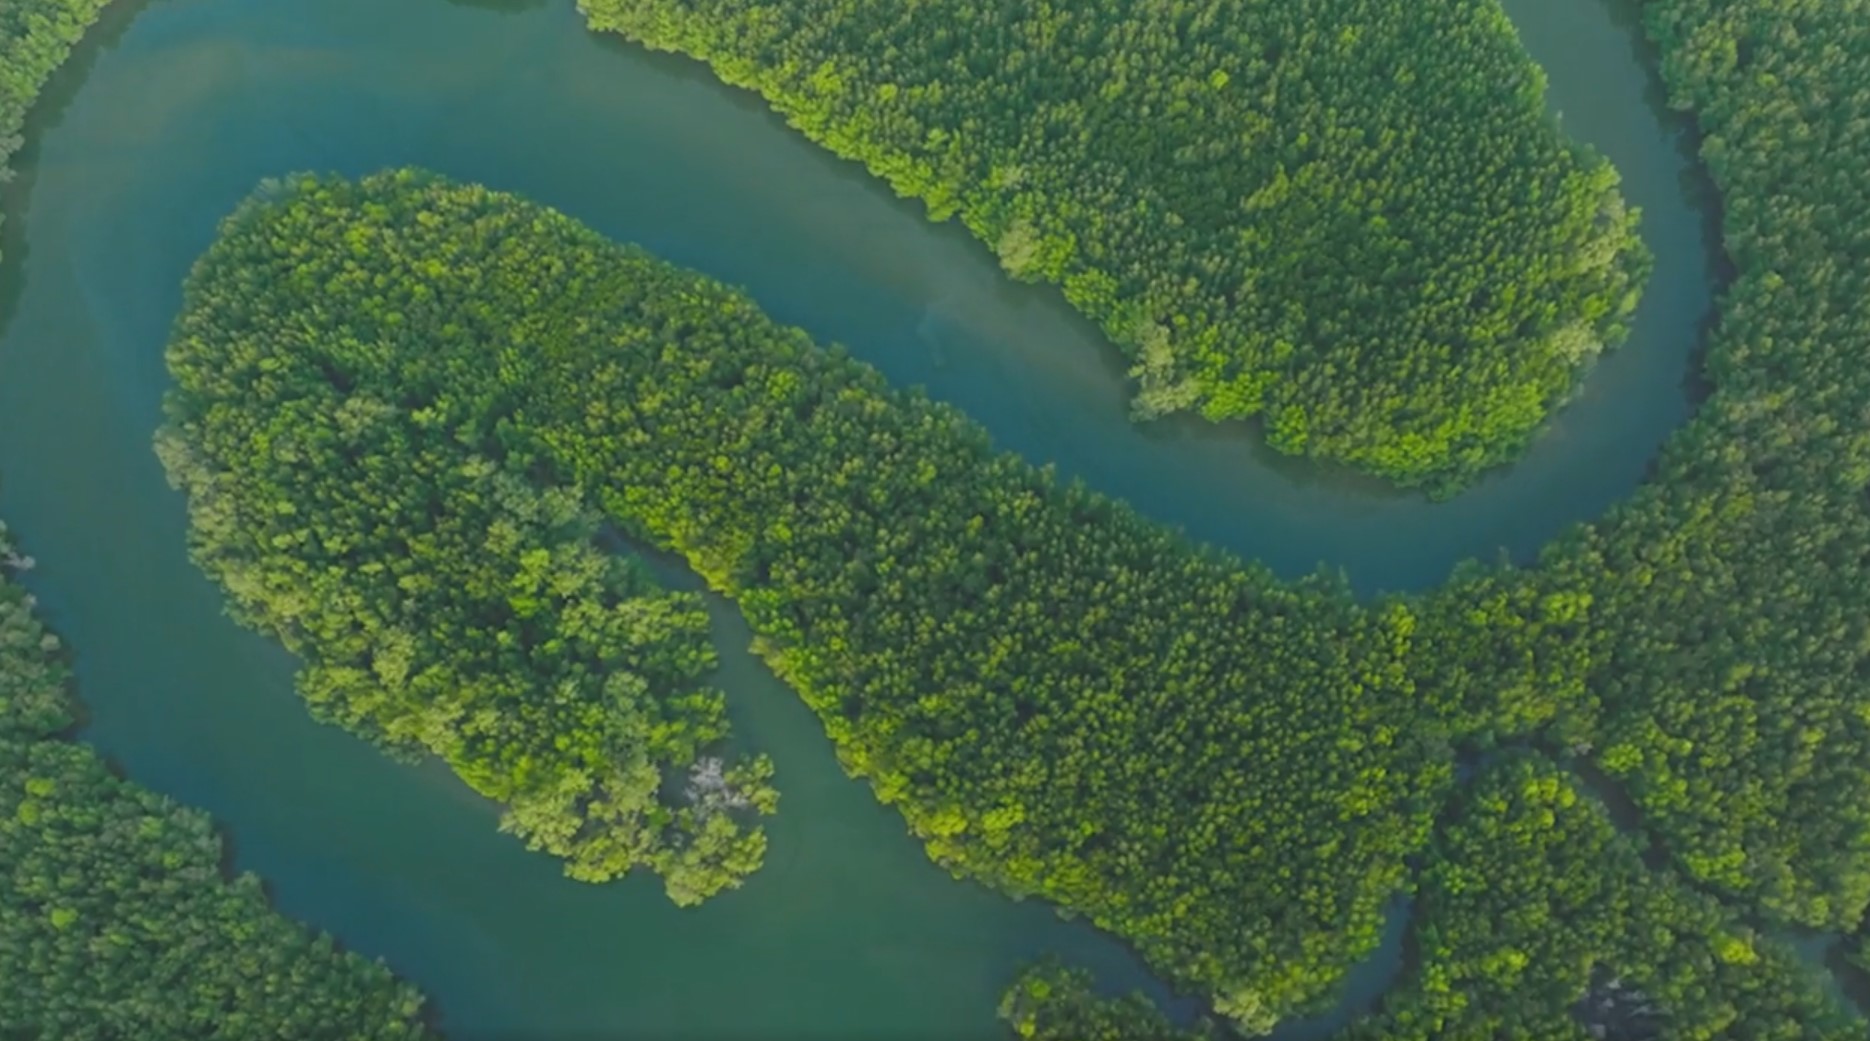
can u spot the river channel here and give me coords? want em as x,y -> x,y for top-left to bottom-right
0,0 -> 1715,1036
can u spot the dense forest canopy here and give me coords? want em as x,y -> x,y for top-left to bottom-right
1014,0 -> 1870,1026
5,0 -> 1868,1031
0,523 -> 436,1040
1003,756 -> 1859,1041
578,0 -> 1650,492
157,31 -> 1870,1009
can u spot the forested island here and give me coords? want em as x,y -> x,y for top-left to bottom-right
161,169 -> 1445,1024
578,0 -> 1651,491
0,523 -> 436,1039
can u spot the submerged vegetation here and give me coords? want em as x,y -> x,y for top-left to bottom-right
578,0 -> 1650,491
0,523 -> 435,1039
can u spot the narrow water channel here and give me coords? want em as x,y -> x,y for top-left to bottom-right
0,0 -> 1715,1036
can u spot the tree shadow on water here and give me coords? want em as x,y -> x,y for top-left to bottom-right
0,0 -> 155,342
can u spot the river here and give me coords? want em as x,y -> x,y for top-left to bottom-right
0,0 -> 1714,1036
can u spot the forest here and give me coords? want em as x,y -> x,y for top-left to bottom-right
1003,756 -> 1860,1040
4,0 -> 1867,1032
1414,0 -> 1870,939
0,522 -> 436,1039
577,0 -> 1650,492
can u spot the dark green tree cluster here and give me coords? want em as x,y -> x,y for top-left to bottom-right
158,177 -> 777,904
1005,756 -> 1857,1041
1341,754 -> 1854,1040
0,0 -> 116,273
162,170 -> 1455,1028
577,0 -> 1649,492
0,522 -> 435,1040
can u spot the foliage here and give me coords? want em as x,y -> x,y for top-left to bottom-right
0,522 -> 435,1040
161,169 -> 1455,1024
0,0 -> 117,273
157,182 -> 777,903
576,0 -> 1650,491
1340,755 -> 1854,1040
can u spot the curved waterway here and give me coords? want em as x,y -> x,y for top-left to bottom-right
0,0 -> 1714,1036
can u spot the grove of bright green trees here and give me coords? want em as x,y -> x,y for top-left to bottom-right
155,7 -> 1870,1005
578,0 -> 1650,491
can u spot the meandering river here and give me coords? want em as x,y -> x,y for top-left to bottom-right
0,0 -> 1715,1035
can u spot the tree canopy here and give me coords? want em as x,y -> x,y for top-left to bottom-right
1001,755 -> 1859,1041
160,169 -> 1452,1024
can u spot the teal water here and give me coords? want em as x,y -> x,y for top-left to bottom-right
0,0 -> 1713,1035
